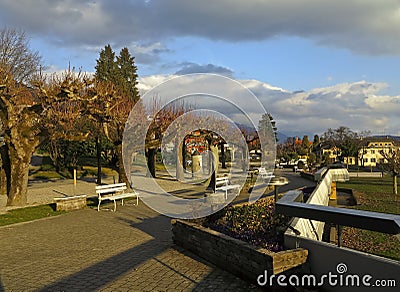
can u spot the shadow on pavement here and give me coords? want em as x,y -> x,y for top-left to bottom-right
0,277 -> 4,292
38,215 -> 170,291
119,216 -> 259,291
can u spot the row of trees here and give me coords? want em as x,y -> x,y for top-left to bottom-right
278,127 -> 369,167
0,28 -> 139,206
1,27 -> 265,206
278,126 -> 400,194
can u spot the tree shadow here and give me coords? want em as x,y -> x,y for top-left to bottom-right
37,212 -> 257,291
0,276 -> 4,292
38,215 -> 170,291
118,217 -> 260,291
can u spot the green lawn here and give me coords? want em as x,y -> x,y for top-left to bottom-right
337,175 -> 400,214
0,204 -> 65,227
337,176 -> 400,261
338,175 -> 394,194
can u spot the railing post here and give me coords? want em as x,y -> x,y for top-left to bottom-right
330,181 -> 337,200
337,224 -> 342,247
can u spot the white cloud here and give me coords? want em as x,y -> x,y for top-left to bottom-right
138,74 -> 173,94
139,75 -> 400,136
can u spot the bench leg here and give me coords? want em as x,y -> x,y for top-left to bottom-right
136,195 -> 138,206
113,199 -> 117,212
121,199 -> 124,206
97,198 -> 101,211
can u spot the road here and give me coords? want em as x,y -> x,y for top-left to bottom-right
275,169 -> 316,193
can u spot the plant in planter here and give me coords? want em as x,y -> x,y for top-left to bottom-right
202,198 -> 290,252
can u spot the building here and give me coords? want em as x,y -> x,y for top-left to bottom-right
321,146 -> 342,164
343,156 -> 357,166
358,138 -> 400,167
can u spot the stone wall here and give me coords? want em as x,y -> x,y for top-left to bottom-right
54,195 -> 87,211
171,219 -> 308,284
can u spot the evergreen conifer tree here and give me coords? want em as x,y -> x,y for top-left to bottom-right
116,47 -> 139,102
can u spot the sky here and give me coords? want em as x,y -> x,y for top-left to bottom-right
1,0 -> 400,137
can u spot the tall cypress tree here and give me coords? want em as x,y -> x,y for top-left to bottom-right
95,44 -> 117,82
116,47 -> 139,102
93,44 -> 140,184
94,44 -> 116,184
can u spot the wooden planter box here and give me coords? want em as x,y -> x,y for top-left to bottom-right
171,219 -> 308,285
54,195 -> 87,211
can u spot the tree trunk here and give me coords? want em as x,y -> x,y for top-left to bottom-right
221,142 -> 226,169
176,140 -> 184,181
0,145 -> 10,197
393,174 -> 398,195
206,143 -> 219,191
96,137 -> 102,184
6,145 -> 32,206
116,144 -> 129,185
241,147 -> 248,172
147,148 -> 156,178
182,142 -> 187,171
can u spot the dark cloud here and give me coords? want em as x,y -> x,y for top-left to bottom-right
174,63 -> 233,76
0,0 -> 399,55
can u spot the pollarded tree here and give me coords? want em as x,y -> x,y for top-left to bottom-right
379,148 -> 400,195
36,69 -> 91,175
146,100 -> 189,179
0,28 -> 44,206
87,80 -> 137,185
0,68 -> 43,206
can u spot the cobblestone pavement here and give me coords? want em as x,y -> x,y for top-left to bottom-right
0,202 -> 261,291
0,168 -> 309,290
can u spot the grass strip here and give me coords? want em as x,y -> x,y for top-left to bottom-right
0,204 -> 65,227
337,175 -> 400,260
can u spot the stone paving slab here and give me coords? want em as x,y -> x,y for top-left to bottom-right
0,202 -> 260,291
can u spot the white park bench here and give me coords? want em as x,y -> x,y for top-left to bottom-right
258,167 -> 275,180
215,176 -> 241,199
95,182 -> 139,212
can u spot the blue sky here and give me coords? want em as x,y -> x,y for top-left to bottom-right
1,0 -> 400,137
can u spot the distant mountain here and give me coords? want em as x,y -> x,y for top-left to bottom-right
277,132 -> 288,144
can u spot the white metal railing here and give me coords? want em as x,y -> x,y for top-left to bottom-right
285,168 -> 349,240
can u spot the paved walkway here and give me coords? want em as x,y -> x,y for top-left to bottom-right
0,168 -> 313,291
0,201 -> 260,291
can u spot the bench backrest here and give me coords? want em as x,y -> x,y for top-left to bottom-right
216,177 -> 230,186
258,167 -> 268,174
258,167 -> 274,177
96,183 -> 127,194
